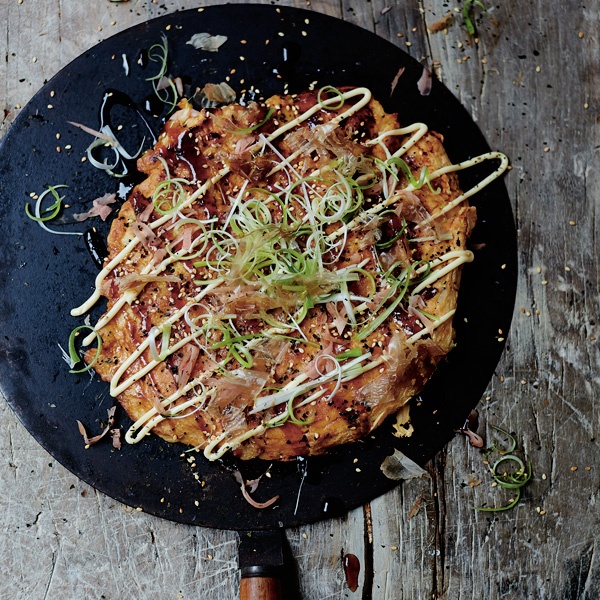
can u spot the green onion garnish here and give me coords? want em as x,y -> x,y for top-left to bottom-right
68,326 -> 102,373
489,425 -> 517,454
317,85 -> 345,110
25,187 -> 63,222
335,348 -> 363,361
232,107 -> 275,134
473,488 -> 521,512
25,185 -> 82,237
473,428 -> 532,512
146,34 -> 178,113
461,0 -> 490,36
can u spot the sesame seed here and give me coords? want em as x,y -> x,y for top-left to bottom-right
571,466 -> 578,471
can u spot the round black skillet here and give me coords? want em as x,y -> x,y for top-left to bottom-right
0,5 -> 517,530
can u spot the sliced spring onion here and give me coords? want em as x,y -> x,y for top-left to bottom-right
354,268 -> 412,341
491,455 -> 532,489
68,325 -> 102,373
489,425 -> 517,454
148,324 -> 173,361
335,348 -> 363,361
284,395 -> 315,426
232,107 -> 275,134
461,0 -> 489,36
473,488 -> 521,512
25,193 -> 61,222
317,85 -> 345,110
26,185 -> 83,237
146,34 -> 178,112
375,217 -> 407,249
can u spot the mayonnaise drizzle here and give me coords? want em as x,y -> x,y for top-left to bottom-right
71,86 -> 509,454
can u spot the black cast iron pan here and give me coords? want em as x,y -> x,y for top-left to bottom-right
0,5 -> 517,596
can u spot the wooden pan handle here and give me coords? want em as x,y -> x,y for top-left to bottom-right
240,566 -> 282,600
240,575 -> 282,600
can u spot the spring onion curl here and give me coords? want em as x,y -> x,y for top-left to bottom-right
489,425 -> 517,454
232,107 -> 275,134
375,156 -> 441,194
317,85 -> 346,110
148,324 -> 172,361
68,326 -> 102,373
473,428 -> 532,512
146,34 -> 179,113
68,119 -> 146,178
152,160 -> 189,216
26,185 -> 83,237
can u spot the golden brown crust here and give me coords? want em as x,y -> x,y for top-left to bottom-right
90,88 -> 475,461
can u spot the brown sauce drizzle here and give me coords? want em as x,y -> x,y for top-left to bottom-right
342,552 -> 360,592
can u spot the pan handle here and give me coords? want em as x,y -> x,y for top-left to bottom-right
240,566 -> 282,600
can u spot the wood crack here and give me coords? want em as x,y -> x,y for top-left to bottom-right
430,451 -> 447,600
362,502 -> 374,600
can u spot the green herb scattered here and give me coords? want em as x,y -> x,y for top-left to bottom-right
25,185 -> 65,223
147,34 -> 178,113
232,108 -> 275,134
473,425 -> 532,512
68,325 -> 102,373
461,0 -> 491,36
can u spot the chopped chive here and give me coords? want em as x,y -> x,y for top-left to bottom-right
68,325 -> 102,373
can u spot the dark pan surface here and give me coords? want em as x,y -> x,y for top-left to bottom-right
0,5 -> 517,530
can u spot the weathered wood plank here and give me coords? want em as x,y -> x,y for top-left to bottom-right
1,0 -> 599,598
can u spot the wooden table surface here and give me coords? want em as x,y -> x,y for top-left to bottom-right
1,1 -> 598,598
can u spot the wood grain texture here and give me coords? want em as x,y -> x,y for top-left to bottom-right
1,1 -> 599,599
